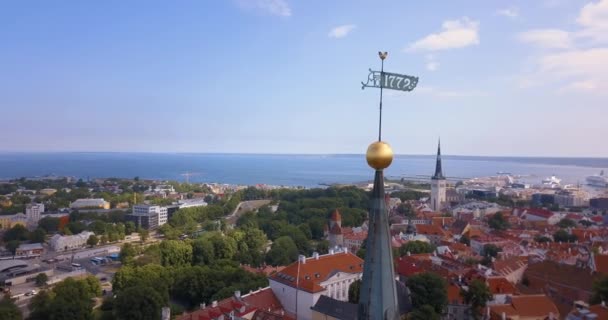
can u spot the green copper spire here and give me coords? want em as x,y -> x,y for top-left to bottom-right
358,52 -> 418,319
358,169 -> 399,320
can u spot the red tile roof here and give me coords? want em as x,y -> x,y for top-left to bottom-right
447,283 -> 463,304
415,224 -> 446,236
176,287 -> 285,320
522,208 -> 555,219
588,304 -> 608,319
594,254 -> 608,275
343,232 -> 367,241
489,294 -> 559,319
485,277 -> 517,295
269,252 -> 363,293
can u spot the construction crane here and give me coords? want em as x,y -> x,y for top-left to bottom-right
180,172 -> 200,184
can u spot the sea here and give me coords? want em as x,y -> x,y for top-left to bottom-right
0,153 -> 607,188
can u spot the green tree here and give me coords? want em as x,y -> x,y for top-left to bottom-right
266,236 -> 298,266
483,244 -> 500,258
29,228 -> 46,243
316,240 -> 329,254
461,279 -> 492,319
558,218 -> 577,229
399,241 -> 435,256
38,216 -> 61,233
6,240 -> 20,255
139,229 -> 149,243
488,212 -> 510,231
591,275 -> 608,304
407,272 -> 448,314
87,235 -> 99,247
120,243 -> 137,266
553,229 -> 577,243
27,290 -> 53,320
459,235 -> 470,246
534,235 -> 552,243
100,234 -> 108,245
35,273 -> 49,287
33,277 -> 100,320
192,238 -> 215,265
0,294 -> 22,320
66,221 -> 87,234
159,240 -> 192,267
348,279 -> 361,304
408,304 -> 439,320
3,224 -> 29,242
113,285 -> 163,320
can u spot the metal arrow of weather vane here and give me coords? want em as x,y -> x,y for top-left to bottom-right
362,51 -> 419,141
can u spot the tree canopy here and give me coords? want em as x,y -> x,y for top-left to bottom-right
461,279 -> 492,319
265,236 -> 298,266
0,294 -> 22,320
113,285 -> 163,320
591,275 -> 608,305
553,229 -> 577,243
487,212 -> 510,231
407,272 -> 448,314
558,218 -> 577,229
398,241 -> 435,256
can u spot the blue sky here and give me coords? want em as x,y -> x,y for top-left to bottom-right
1,0 -> 607,157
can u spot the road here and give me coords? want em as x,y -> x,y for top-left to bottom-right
225,200 -> 272,226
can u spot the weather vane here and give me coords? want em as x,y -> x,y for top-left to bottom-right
361,51 -> 419,170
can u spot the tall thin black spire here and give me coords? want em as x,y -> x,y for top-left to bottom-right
432,138 -> 444,180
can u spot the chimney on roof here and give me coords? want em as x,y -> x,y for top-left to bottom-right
200,303 -> 206,309
299,255 -> 306,264
313,252 -> 319,260
212,301 -> 218,308
602,300 -> 606,307
234,290 -> 241,300
329,248 -> 335,255
502,311 -> 506,320
344,247 -> 348,254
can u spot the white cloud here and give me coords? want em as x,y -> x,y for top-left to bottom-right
406,17 -> 480,52
426,61 -> 439,71
517,0 -> 608,93
540,48 -> 608,78
328,25 -> 356,39
518,29 -> 572,49
563,80 -> 599,92
236,0 -> 291,17
497,8 -> 519,18
578,0 -> 608,29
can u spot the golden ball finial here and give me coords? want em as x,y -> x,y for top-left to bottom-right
366,141 -> 393,170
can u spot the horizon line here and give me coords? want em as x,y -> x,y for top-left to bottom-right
0,150 -> 608,160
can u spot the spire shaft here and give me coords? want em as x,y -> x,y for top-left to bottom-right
358,170 -> 399,320
432,139 -> 444,180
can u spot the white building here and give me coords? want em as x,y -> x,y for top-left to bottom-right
49,231 -> 95,252
70,198 -> 110,209
177,198 -> 208,209
26,203 -> 45,226
132,204 -> 168,226
269,249 -> 363,320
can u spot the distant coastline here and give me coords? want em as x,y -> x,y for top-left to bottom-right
0,152 -> 605,188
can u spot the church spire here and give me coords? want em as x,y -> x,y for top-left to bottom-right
432,138 -> 444,180
358,169 -> 399,320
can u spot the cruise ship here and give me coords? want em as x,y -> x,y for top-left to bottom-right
542,175 -> 562,188
586,170 -> 608,188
